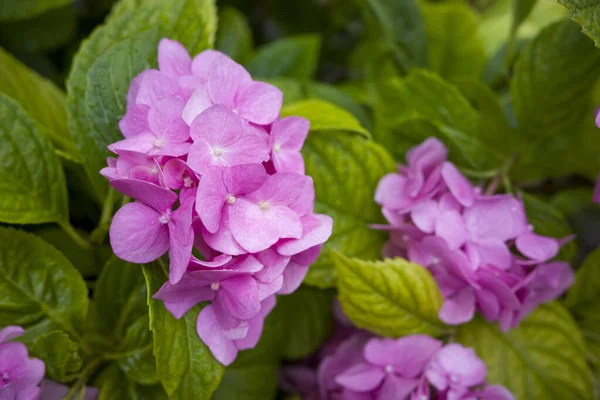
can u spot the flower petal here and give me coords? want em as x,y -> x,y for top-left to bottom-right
182,84 -> 212,125
218,275 -> 261,319
515,232 -> 559,262
208,57 -> 251,109
442,161 -> 475,207
277,214 -> 333,256
119,104 -> 150,138
168,200 -> 195,284
109,179 -> 177,212
236,81 -> 283,125
196,305 -> 238,366
439,287 -> 476,325
0,326 -> 24,344
222,163 -> 268,196
196,167 -> 227,233
154,278 -> 214,319
148,97 -> 189,143
335,363 -> 385,392
158,38 -> 191,78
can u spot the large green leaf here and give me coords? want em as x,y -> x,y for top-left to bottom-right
356,0 -> 428,71
67,0 -> 217,202
421,3 -> 486,80
374,70 -> 508,169
567,247 -> 600,369
301,130 -> 395,288
0,228 -> 88,344
115,316 -> 158,385
510,19 -> 600,181
281,99 -> 369,137
558,0 -> 600,46
96,364 -> 167,400
215,7 -> 253,64
31,331 -> 82,382
333,252 -> 448,337
246,35 -> 321,79
0,0 -> 73,21
143,263 -> 224,399
457,302 -> 593,400
0,93 -> 69,224
0,48 -> 78,160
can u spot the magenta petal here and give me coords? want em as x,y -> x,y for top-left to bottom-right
201,216 -> 247,256
271,116 -> 310,151
119,104 -> 150,138
107,133 -> 157,154
442,162 -> 475,207
218,276 -> 261,319
335,363 -> 385,392
222,134 -> 270,166
154,278 -> 214,319
196,305 -> 238,366
182,84 -> 212,125
109,179 -> 177,212
208,56 -> 251,109
278,262 -> 310,295
236,81 -> 283,125
435,210 -> 469,250
277,214 -> 333,256
378,375 -> 420,400
410,200 -> 440,233
134,70 -> 179,107
0,326 -> 24,344
464,196 -> 527,241
223,164 -> 268,196
158,38 -> 191,78
189,104 -> 243,144
148,97 -> 189,142
189,254 -> 233,269
196,167 -> 227,233
228,199 -> 282,253
167,201 -> 195,284
479,385 -> 516,400
469,239 -> 511,269
374,173 -> 411,210
110,202 -> 170,263
163,159 -> 197,190
254,248 -> 290,283
187,140 -> 224,174
191,49 -> 227,80
516,232 -> 559,262
439,287 -> 476,324
234,314 -> 264,350
364,336 -> 442,378
247,172 -> 306,206
257,275 -> 283,300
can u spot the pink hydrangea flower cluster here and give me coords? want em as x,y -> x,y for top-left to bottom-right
0,326 -> 45,400
102,39 -> 333,365
373,138 -> 574,330
282,322 -> 513,400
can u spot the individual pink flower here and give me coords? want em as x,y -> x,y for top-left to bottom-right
100,150 -> 163,186
163,158 -> 199,204
0,326 -> 44,400
182,54 -> 283,126
187,105 -> 269,175
269,117 -> 309,174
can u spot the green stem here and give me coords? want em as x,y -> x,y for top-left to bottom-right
59,221 -> 92,250
90,189 -> 116,244
62,357 -> 104,400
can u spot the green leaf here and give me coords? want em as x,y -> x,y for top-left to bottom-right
0,227 -> 88,344
301,130 -> 395,288
0,48 -> 78,160
374,70 -> 507,169
0,0 -> 74,21
0,6 -> 77,53
215,7 -> 253,64
96,364 -> 167,400
521,193 -> 577,263
0,93 -> 69,224
332,252 -> 448,337
281,99 -> 370,138
31,331 -> 81,382
511,0 -> 539,38
115,316 -> 158,385
143,263 -> 224,399
421,3 -> 486,80
246,35 -> 321,79
356,0 -> 428,71
558,0 -> 600,46
510,20 -> 600,181
456,302 -> 593,400
271,286 -> 334,360
67,0 -> 217,202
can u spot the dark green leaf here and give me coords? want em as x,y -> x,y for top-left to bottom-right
215,7 -> 253,64
333,252 -> 448,337
0,0 -> 74,21
422,3 -> 486,80
558,0 -> 600,46
0,48 -> 78,160
31,331 -> 81,382
356,0 -> 428,71
96,364 -> 167,400
0,228 -> 88,344
301,130 -> 395,288
246,35 -> 321,79
115,316 -> 158,385
0,93 -> 69,224
143,263 -> 224,399
457,302 -> 593,400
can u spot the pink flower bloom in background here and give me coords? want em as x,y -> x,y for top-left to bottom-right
0,326 -> 45,400
373,138 -> 574,331
103,39 -> 332,365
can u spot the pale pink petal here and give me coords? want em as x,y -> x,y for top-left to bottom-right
292,245 -> 322,265
218,276 -> 261,319
273,151 -> 305,174
221,134 -> 270,166
222,164 -> 268,195
475,288 -> 500,321
189,104 -> 243,144
148,97 -> 189,142
158,38 -> 191,78
182,84 -> 212,125
0,326 -> 24,344
110,203 -> 170,263
154,279 -> 214,319
134,70 -> 179,107
374,173 -> 412,211
278,262 -> 310,295
288,176 -> 315,217
254,248 -> 290,283
189,254 -> 233,269
247,172 -> 306,206
109,179 -> 177,212
201,216 -> 247,256
196,167 -> 227,233
187,140 -> 225,174
228,199 -> 283,253
479,385 -> 515,400
270,116 -> 309,151
257,275 -> 283,300
119,104 -> 150,138
378,375 -> 420,400
235,315 -> 264,350
439,287 -> 476,325
159,142 -> 192,157
464,196 -> 527,241
364,336 -> 442,377
277,214 -> 333,256
435,210 -> 469,250
191,50 -> 228,80
442,162 -> 475,207
410,200 -> 440,233
208,57 -> 251,109
236,81 -> 283,125
168,200 -> 195,284
107,133 -> 157,154
515,232 -> 559,262
335,363 -> 385,392
196,305 -> 238,366
468,239 -> 511,270
242,120 -> 270,144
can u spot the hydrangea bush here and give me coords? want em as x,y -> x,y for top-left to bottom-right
0,0 -> 599,399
